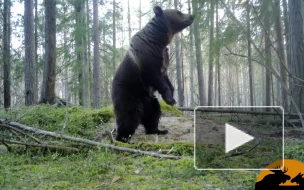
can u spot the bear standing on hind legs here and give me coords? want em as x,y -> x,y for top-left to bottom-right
111,6 -> 194,142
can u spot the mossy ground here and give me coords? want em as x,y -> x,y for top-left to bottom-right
1,105 -> 303,189
0,146 -> 259,190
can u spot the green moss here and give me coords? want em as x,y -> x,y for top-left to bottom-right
285,139 -> 304,161
159,100 -> 183,117
0,148 -> 258,190
0,101 -> 181,139
2,105 -> 114,138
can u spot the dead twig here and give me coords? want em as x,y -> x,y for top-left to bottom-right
105,130 -> 115,144
1,139 -> 12,152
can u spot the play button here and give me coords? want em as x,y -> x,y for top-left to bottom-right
225,123 -> 255,153
194,106 -> 284,170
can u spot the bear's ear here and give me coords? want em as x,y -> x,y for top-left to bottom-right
153,6 -> 163,17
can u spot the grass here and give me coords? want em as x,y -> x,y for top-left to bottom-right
0,147 -> 259,190
1,105 -> 303,189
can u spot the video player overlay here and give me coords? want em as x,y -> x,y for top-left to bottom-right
194,106 -> 284,170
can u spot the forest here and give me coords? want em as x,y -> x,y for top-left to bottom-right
0,0 -> 304,189
0,0 -> 303,113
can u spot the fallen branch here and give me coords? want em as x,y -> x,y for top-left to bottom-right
1,119 -> 182,160
0,123 -> 43,144
2,139 -> 79,152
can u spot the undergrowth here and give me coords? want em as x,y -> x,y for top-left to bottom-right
1,105 -> 303,189
0,147 -> 258,189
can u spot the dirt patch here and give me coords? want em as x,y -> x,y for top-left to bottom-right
94,115 -> 304,143
94,116 -> 226,143
131,116 -> 194,143
195,119 -> 225,144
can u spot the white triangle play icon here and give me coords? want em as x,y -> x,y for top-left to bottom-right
225,123 -> 255,153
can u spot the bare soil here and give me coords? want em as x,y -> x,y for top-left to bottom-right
95,115 -> 304,143
95,116 -> 225,143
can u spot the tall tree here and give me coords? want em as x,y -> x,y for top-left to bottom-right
74,0 -> 84,106
112,0 -> 116,71
263,0 -> 272,110
127,0 -> 131,41
192,0 -> 206,105
138,0 -> 142,30
288,0 -> 304,112
82,0 -> 90,108
274,0 -> 288,110
3,0 -> 11,108
40,0 -> 56,104
216,0 -> 221,106
246,0 -> 254,109
282,0 -> 290,74
188,0 -> 194,107
24,0 -> 37,106
34,0 -> 38,96
208,0 -> 214,106
86,0 -> 92,105
93,0 -> 101,108
174,0 -> 184,107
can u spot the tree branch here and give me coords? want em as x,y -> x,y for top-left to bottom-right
224,46 -> 304,128
1,119 -> 183,160
2,139 -> 79,152
0,123 -> 43,144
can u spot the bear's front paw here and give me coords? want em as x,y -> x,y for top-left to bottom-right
162,92 -> 176,106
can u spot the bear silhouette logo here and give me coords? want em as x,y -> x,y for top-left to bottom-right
255,159 -> 304,189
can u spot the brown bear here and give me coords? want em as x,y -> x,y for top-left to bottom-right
111,6 -> 194,142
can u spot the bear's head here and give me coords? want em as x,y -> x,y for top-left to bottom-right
153,6 -> 194,43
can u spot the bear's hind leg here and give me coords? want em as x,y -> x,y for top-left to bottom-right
142,97 -> 168,135
114,99 -> 143,143
115,121 -> 137,143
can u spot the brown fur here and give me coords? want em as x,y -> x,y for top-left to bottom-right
111,6 -> 193,142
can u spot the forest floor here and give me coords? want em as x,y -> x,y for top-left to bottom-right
1,106 -> 304,189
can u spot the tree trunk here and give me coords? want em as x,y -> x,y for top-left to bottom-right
138,0 -> 141,30
74,0 -> 84,106
174,0 -> 184,107
208,0 -> 214,106
82,1 -> 90,108
86,0 -> 92,106
188,0 -> 194,107
24,0 -> 37,106
288,0 -> 304,112
246,0 -> 254,110
63,26 -> 69,101
93,0 -> 101,108
216,0 -> 221,106
112,0 -> 116,72
3,0 -> 11,108
35,0 -> 38,99
40,0 -> 56,104
274,0 -> 288,110
127,0 -> 131,41
263,0 -> 272,111
192,0 -> 206,106
282,0 -> 290,77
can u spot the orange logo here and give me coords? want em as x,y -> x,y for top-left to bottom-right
255,159 -> 304,189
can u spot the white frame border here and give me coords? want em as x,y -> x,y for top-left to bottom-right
193,106 -> 284,171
